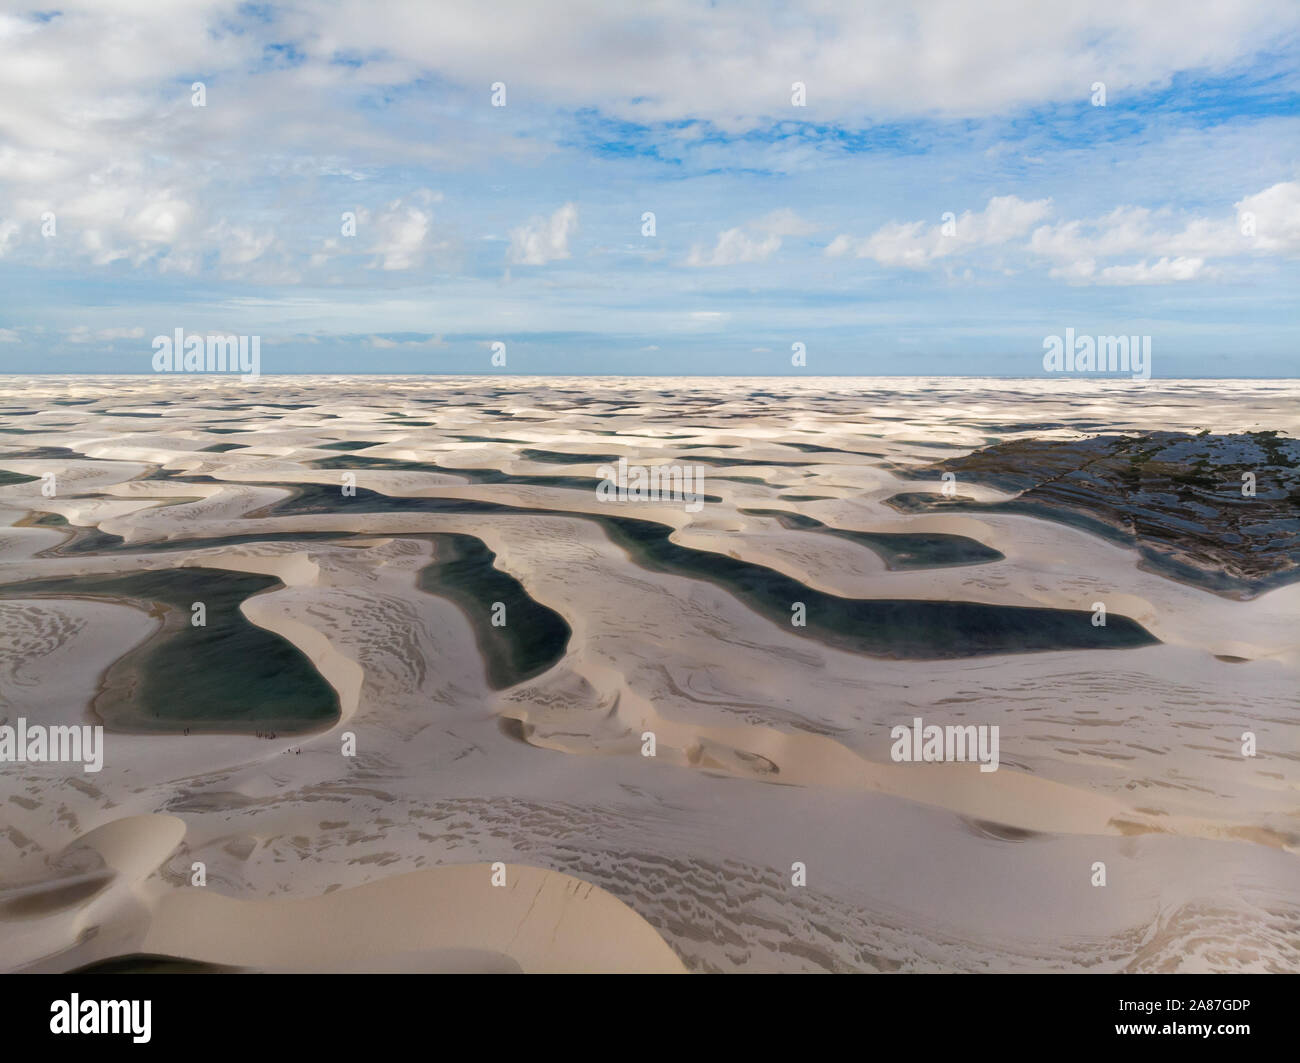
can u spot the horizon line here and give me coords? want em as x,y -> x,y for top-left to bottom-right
2,373 -> 1298,381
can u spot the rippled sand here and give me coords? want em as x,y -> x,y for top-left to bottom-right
0,376 -> 1296,972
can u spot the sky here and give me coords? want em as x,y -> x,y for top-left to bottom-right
0,0 -> 1297,378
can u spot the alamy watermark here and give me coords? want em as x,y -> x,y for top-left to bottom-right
152,328 -> 261,381
1042,328 -> 1150,380
891,716 -> 1000,772
596,457 -> 707,513
50,995 -> 150,1043
0,718 -> 104,773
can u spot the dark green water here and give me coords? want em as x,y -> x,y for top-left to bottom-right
782,442 -> 883,457
599,516 -> 1156,658
261,482 -> 517,517
310,455 -> 434,472
740,508 -> 1005,569
98,531 -> 357,554
0,568 -> 339,733
261,484 -> 1157,658
310,453 -> 601,491
884,491 -> 1295,596
0,446 -> 78,459
520,448 -> 620,464
309,453 -> 723,499
455,435 -> 530,443
680,454 -> 811,467
416,534 -> 570,688
42,526 -> 128,554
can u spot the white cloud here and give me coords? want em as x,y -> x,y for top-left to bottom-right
309,237 -> 344,269
507,202 -> 578,265
827,195 -> 1052,266
0,218 -> 18,256
686,209 -> 813,267
827,183 -> 1300,284
63,325 -> 145,343
208,220 -> 276,267
1027,186 -> 1300,283
824,234 -> 854,258
1237,181 -> 1300,253
686,226 -> 780,267
369,198 -> 435,271
10,183 -> 201,269
0,1 -> 1294,311
687,311 -> 730,325
1095,256 -> 1209,284
301,0 -> 1299,124
369,334 -> 447,348
1028,204 -> 1242,270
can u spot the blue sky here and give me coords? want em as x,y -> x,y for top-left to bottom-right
0,1 -> 1297,377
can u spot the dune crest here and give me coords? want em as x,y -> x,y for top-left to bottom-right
16,814 -> 684,974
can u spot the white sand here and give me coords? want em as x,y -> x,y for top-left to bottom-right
1,376 -> 1296,972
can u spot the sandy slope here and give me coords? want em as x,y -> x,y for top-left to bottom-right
0,376 -> 1296,972
9,815 -> 682,973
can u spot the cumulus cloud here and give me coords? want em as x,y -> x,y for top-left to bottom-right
209,220 -> 277,267
19,185 -> 201,269
686,209 -> 814,266
368,199 -> 435,271
1236,181 -> 1300,253
1029,205 -> 1235,275
1095,257 -> 1210,284
1027,186 -> 1300,283
826,184 -> 1300,284
507,203 -> 577,265
826,195 -> 1053,266
686,227 -> 780,267
0,0 -> 1295,348
0,2 -> 1294,296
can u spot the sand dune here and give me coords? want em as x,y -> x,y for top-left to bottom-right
1,376 -> 1296,972
10,815 -> 683,973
